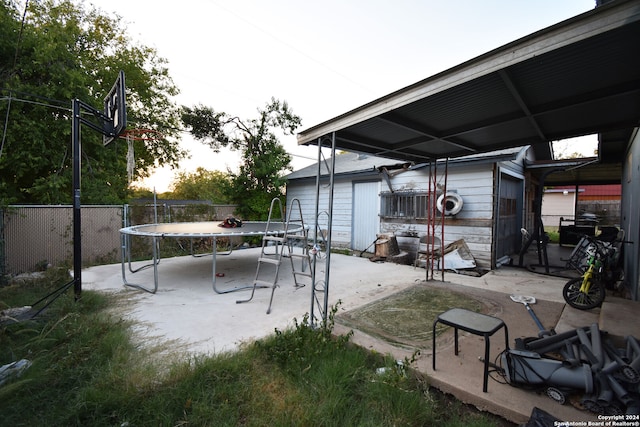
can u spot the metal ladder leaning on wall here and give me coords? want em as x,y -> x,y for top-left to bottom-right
236,198 -> 311,314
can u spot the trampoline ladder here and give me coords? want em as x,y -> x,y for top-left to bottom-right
237,198 -> 286,314
284,198 -> 312,289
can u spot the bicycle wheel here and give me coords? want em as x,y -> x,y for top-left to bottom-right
562,276 -> 606,310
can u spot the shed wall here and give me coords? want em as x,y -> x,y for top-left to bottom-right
621,129 -> 640,300
287,163 -> 500,269
379,163 -> 495,268
286,177 -> 362,248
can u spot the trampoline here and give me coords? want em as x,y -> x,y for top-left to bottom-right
120,221 -> 302,294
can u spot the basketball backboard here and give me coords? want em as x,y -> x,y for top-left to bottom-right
103,70 -> 127,145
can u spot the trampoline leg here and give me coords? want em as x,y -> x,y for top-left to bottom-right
212,238 -> 255,294
121,235 -> 160,294
236,282 -> 258,304
212,238 -> 220,293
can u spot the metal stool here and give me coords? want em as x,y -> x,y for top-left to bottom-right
432,308 -> 509,392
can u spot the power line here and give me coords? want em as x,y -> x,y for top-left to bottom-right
207,0 -> 376,97
0,96 -> 71,112
0,88 -> 69,108
1,0 -> 31,159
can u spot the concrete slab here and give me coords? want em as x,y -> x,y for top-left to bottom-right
83,248 -> 426,354
335,281 -> 599,425
599,297 -> 640,346
83,249 -> 607,425
555,305 -> 600,335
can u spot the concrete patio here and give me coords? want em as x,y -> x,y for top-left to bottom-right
82,246 -> 636,425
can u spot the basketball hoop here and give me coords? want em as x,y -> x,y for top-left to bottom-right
118,129 -> 163,183
118,128 -> 162,141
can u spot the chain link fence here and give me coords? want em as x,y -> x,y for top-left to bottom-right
2,205 -> 123,275
1,203 -> 238,276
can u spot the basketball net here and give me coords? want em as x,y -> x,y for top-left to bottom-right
126,134 -> 134,184
121,129 -> 162,184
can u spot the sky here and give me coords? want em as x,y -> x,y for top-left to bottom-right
86,0 -> 598,192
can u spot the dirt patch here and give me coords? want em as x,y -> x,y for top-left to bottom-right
336,284 -> 488,350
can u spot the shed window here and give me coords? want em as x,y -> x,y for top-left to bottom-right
380,191 -> 431,219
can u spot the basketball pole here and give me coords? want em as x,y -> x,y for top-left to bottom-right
70,71 -> 125,300
72,99 -> 82,300
71,98 -> 103,300
70,97 -> 123,299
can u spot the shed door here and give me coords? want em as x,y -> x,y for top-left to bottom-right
352,181 -> 379,253
496,173 -> 523,260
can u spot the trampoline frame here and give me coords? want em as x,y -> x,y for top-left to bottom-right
119,221 -> 301,294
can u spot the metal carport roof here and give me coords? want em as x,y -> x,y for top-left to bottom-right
297,0 -> 640,171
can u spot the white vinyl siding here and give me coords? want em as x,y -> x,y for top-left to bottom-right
286,177 -> 364,248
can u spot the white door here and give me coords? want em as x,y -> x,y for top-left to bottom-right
352,181 -> 380,253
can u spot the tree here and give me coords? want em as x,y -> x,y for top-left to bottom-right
0,0 -> 186,205
170,167 -> 231,203
128,186 -> 156,200
182,98 -> 301,220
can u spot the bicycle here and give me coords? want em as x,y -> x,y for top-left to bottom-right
562,230 -> 625,310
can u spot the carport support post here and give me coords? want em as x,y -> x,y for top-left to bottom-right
310,133 -> 336,327
322,133 -> 336,322
72,99 -> 82,299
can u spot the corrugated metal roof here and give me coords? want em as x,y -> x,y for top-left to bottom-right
297,0 -> 640,180
285,152 -> 393,180
286,146 -> 526,180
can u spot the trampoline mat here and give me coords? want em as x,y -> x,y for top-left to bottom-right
120,221 -> 300,238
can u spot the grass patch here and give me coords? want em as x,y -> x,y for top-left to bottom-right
1,275 -> 504,426
546,230 -> 560,243
337,285 -> 484,349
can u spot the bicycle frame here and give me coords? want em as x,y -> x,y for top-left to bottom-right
563,232 -> 622,310
579,263 -> 595,293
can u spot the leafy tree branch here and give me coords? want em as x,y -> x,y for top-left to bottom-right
182,98 -> 301,220
0,0 -> 186,204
